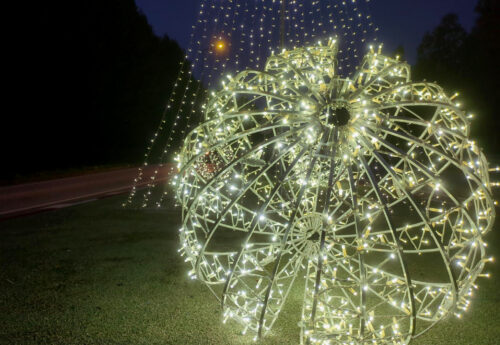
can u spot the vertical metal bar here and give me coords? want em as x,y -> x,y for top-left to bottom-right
310,128 -> 338,331
280,0 -> 286,49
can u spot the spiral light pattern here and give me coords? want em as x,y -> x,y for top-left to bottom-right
173,40 -> 495,345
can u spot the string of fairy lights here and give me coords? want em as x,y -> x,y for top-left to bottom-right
173,39 -> 497,344
126,0 -> 222,207
125,0 -> 380,208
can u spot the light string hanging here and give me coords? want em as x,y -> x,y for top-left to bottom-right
156,0 -> 245,206
129,0 -> 273,207
127,0 -> 228,207
124,0 -> 210,207
128,0 -> 381,207
157,0 -> 282,206
159,0 -> 275,205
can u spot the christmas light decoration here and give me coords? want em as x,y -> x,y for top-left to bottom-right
126,0 -> 379,208
174,39 -> 496,344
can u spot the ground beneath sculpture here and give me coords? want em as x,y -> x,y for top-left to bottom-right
0,194 -> 499,344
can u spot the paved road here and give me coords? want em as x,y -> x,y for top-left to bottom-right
0,165 -> 175,219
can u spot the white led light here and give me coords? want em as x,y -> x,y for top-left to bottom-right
174,38 -> 494,345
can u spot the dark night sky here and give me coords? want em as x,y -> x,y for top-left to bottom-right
135,0 -> 477,64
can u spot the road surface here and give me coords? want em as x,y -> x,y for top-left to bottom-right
0,165 -> 175,219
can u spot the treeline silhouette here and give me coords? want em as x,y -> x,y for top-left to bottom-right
414,0 -> 500,155
3,0 -> 200,182
4,0 -> 498,183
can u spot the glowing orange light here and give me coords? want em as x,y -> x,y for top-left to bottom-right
215,40 -> 226,52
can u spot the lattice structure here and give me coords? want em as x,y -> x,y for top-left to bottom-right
174,39 -> 496,345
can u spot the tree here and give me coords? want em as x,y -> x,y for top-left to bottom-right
414,14 -> 467,89
2,0 -> 201,182
414,3 -> 500,153
465,0 -> 500,152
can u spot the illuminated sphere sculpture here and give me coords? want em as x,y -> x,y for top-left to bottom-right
174,40 -> 495,345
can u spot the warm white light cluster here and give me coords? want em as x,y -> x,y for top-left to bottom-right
175,39 -> 495,345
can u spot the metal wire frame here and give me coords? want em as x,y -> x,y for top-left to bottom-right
173,39 -> 495,345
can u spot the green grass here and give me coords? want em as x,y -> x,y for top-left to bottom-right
0,194 -> 499,345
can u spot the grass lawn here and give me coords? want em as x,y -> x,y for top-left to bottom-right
0,193 -> 499,345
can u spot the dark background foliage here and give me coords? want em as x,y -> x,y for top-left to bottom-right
2,0 -> 499,182
3,0 -> 199,182
414,0 -> 500,153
